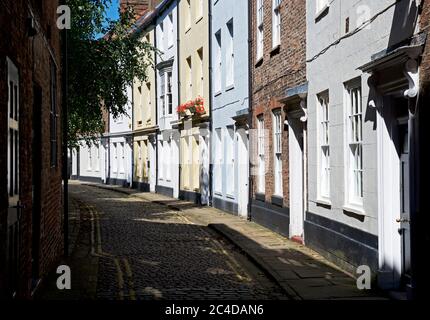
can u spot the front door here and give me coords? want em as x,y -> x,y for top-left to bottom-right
237,128 -> 249,218
399,123 -> 411,286
289,117 -> 304,239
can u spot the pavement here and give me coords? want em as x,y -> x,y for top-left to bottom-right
64,183 -> 386,300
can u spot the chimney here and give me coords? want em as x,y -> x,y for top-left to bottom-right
120,0 -> 151,21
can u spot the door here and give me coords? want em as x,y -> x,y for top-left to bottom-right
237,128 -> 249,218
289,117 -> 304,239
149,137 -> 156,192
399,124 -> 411,286
32,85 -> 42,282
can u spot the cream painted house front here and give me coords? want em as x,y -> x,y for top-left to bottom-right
178,0 -> 210,204
132,15 -> 158,193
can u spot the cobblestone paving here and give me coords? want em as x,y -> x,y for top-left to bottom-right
72,184 -> 288,300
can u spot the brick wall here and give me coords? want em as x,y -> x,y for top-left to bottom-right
0,0 -> 63,298
250,0 -> 306,205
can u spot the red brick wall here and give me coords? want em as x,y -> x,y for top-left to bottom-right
0,0 -> 63,298
120,0 -> 161,21
250,0 -> 306,205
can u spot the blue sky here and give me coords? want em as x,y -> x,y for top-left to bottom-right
105,0 -> 119,21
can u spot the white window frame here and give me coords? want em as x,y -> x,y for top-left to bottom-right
256,0 -> 264,60
316,0 -> 329,15
197,0 -> 204,21
226,126 -> 235,197
226,20 -> 234,88
273,110 -> 282,196
257,115 -> 265,193
112,143 -> 118,173
318,92 -> 330,200
7,58 -> 19,205
137,141 -> 142,178
88,145 -> 93,171
186,56 -> 192,100
186,0 -> 191,30
214,128 -> 223,194
214,30 -> 222,94
344,80 -> 364,208
166,139 -> 172,181
119,142 -> 125,173
272,0 -> 281,48
95,144 -> 100,172
159,22 -> 165,52
198,48 -> 204,97
168,13 -> 174,48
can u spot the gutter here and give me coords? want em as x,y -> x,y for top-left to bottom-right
247,0 -> 253,221
208,1 -> 213,207
176,0 -> 181,197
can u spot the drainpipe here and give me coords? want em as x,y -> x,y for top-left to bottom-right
61,2 -> 69,257
154,21 -> 159,192
246,0 -> 253,221
131,82 -> 135,188
176,0 -> 181,197
208,1 -> 213,207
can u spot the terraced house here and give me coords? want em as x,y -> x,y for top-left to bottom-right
178,0 -> 211,204
155,0 -> 180,198
305,0 -> 426,297
132,9 -> 159,193
0,0 -> 63,298
210,0 -> 250,217
249,0 -> 307,240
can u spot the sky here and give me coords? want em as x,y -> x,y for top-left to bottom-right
105,0 -> 120,21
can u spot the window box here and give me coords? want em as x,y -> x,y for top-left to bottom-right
255,193 -> 266,202
271,195 -> 283,207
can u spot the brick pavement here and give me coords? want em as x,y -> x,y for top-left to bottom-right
84,182 -> 388,300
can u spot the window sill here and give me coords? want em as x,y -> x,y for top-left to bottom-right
316,198 -> 332,208
255,56 -> 263,67
226,194 -> 235,200
214,191 -> 223,197
195,16 -> 203,24
315,4 -> 330,21
168,44 -> 174,50
255,192 -> 265,202
214,90 -> 222,97
343,204 -> 365,216
225,84 -> 235,92
271,195 -> 283,207
270,44 -> 280,55
185,27 -> 191,34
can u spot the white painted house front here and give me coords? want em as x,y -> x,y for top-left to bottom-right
305,0 -> 423,295
107,85 -> 133,187
155,0 -> 180,198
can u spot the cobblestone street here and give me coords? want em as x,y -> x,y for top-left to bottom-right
59,183 -> 289,300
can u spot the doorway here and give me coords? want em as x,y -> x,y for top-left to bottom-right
288,115 -> 304,239
31,85 -> 42,283
236,128 -> 249,218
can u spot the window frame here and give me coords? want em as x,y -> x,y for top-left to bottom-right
272,109 -> 283,196
225,20 -> 235,88
344,80 -> 364,208
256,0 -> 264,60
317,91 -> 330,201
272,0 -> 281,49
226,126 -> 235,197
214,30 -> 222,94
7,57 -> 19,204
257,115 -> 265,193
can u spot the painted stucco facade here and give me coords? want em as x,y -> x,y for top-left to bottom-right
178,0 -> 210,204
133,19 -> 158,193
306,0 -> 423,293
210,0 -> 250,217
155,0 -> 180,198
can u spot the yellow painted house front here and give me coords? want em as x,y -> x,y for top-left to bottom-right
132,23 -> 158,193
178,0 -> 210,204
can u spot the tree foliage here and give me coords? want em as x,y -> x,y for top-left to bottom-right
67,0 -> 154,147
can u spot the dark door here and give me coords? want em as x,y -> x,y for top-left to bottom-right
31,85 -> 42,282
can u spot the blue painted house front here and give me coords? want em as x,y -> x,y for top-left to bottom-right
210,0 -> 250,217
